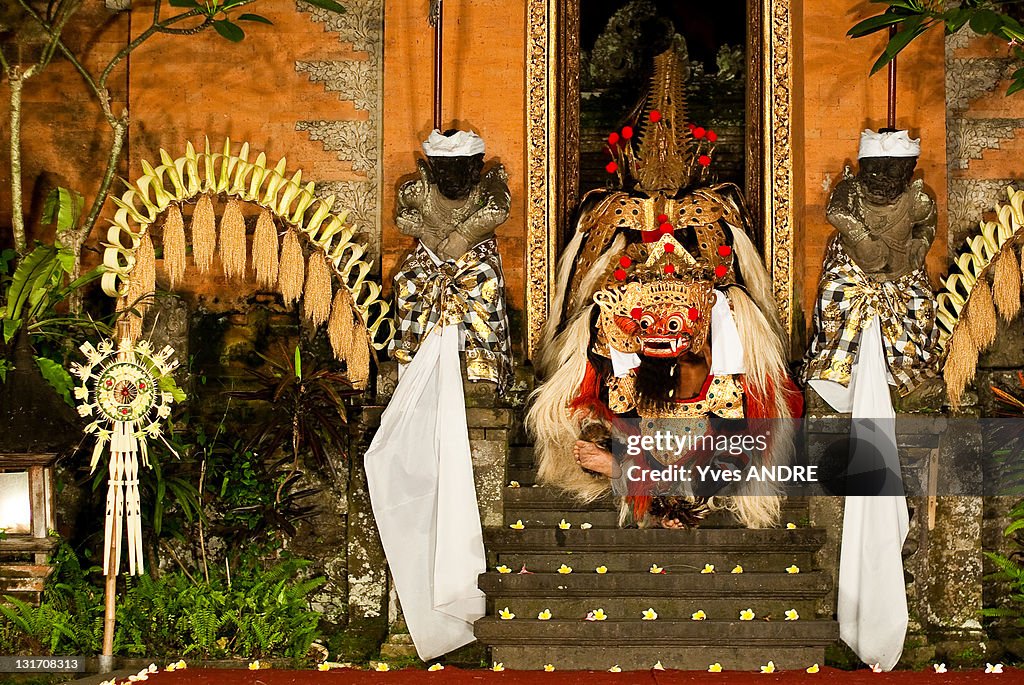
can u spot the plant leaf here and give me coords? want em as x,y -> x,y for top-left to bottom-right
299,0 -> 346,13
848,12 -> 907,38
238,13 -> 273,24
167,0 -> 200,6
969,9 -> 1001,35
213,19 -> 245,42
42,187 -> 84,232
869,16 -> 928,75
35,356 -> 74,406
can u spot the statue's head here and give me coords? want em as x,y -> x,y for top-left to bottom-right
422,129 -> 486,201
857,129 -> 920,205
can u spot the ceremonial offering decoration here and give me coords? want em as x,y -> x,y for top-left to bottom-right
73,338 -> 179,576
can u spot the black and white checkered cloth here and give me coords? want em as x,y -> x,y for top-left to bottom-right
804,235 -> 940,397
390,238 -> 513,392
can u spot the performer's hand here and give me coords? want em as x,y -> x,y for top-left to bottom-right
573,440 -> 620,478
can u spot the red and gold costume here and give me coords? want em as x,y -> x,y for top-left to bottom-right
527,48 -> 800,528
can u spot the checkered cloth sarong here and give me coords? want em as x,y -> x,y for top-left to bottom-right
803,235 -> 939,397
390,238 -> 513,392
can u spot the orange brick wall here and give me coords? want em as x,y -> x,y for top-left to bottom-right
797,0 -> 948,333
380,0 -> 526,312
1,0 -> 949,339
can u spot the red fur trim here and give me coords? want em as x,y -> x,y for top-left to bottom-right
570,361 -> 616,424
631,495 -> 652,520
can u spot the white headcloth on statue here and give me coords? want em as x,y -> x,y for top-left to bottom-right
858,129 -> 920,159
422,129 -> 486,157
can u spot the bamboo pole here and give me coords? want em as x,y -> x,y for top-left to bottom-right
433,0 -> 443,131
887,26 -> 898,130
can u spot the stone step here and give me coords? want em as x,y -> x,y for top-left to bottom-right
486,526 -> 826,553
506,467 -> 538,485
502,502 -> 811,529
509,445 -> 536,467
504,487 -> 809,513
486,527 -> 823,572
478,571 -> 831,619
475,618 -> 838,671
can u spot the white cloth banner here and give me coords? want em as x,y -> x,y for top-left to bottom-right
810,315 -> 909,671
364,324 -> 486,661
710,289 -> 746,375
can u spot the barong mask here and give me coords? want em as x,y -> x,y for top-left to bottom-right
596,278 -> 714,359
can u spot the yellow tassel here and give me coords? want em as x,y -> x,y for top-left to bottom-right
219,198 -> 247,280
327,288 -> 355,361
348,318 -> 371,390
191,194 -> 217,273
944,325 -> 980,409
122,233 -> 156,339
303,251 -> 333,327
162,204 -> 186,288
993,249 -> 1021,322
965,278 -> 997,350
278,229 -> 305,305
252,208 -> 279,289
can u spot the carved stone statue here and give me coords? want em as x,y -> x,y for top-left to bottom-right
390,129 -> 513,389
804,129 -> 940,400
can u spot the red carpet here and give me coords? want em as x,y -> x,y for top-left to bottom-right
122,666 -> 1019,684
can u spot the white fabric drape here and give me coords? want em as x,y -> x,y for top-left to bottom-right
365,324 -> 486,661
810,315 -> 909,671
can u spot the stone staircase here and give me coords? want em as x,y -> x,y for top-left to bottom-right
475,447 -> 839,671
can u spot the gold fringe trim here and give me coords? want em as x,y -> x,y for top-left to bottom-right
191,194 -> 217,273
966,278 -> 997,350
327,288 -> 356,362
121,233 -> 156,341
219,198 -> 247,280
162,204 -> 187,288
993,249 -> 1021,322
278,229 -> 305,305
303,251 -> 333,327
252,208 -> 279,289
348,319 -> 371,390
945,324 -> 980,409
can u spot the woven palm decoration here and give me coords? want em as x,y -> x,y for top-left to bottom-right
72,339 -> 178,576
938,186 -> 1024,407
101,138 -> 393,389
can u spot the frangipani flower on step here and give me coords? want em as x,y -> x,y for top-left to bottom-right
558,564 -> 573,574
650,564 -> 665,574
499,607 -> 516,620
596,565 -> 608,574
559,518 -> 572,529
787,522 -> 797,529
492,662 -> 505,672
785,609 -> 799,621
581,523 -> 593,530
509,520 -> 525,530
508,481 -> 521,488
986,663 -> 1004,673
731,565 -> 743,574
642,608 -> 658,620
538,609 -> 552,620
374,663 -> 390,672
807,664 -> 820,674
786,564 -> 800,574
174,660 -> 186,670
708,663 -> 723,673
608,665 -> 622,672
248,661 -> 262,670
934,664 -> 947,674
428,663 -> 445,671
544,664 -> 555,672
761,661 -> 776,674
586,608 -> 608,621
740,608 -> 755,621
496,565 -> 512,574
701,564 -> 715,574
653,661 -> 665,670
871,663 -> 883,673
691,609 -> 707,621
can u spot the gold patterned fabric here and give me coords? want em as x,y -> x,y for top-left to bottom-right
608,373 -> 745,418
391,238 -> 512,391
804,235 -> 939,396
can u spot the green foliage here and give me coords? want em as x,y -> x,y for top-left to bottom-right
166,0 -> 345,43
981,495 -> 1024,629
0,544 -> 324,660
41,187 -> 84,232
849,1 -> 1024,95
